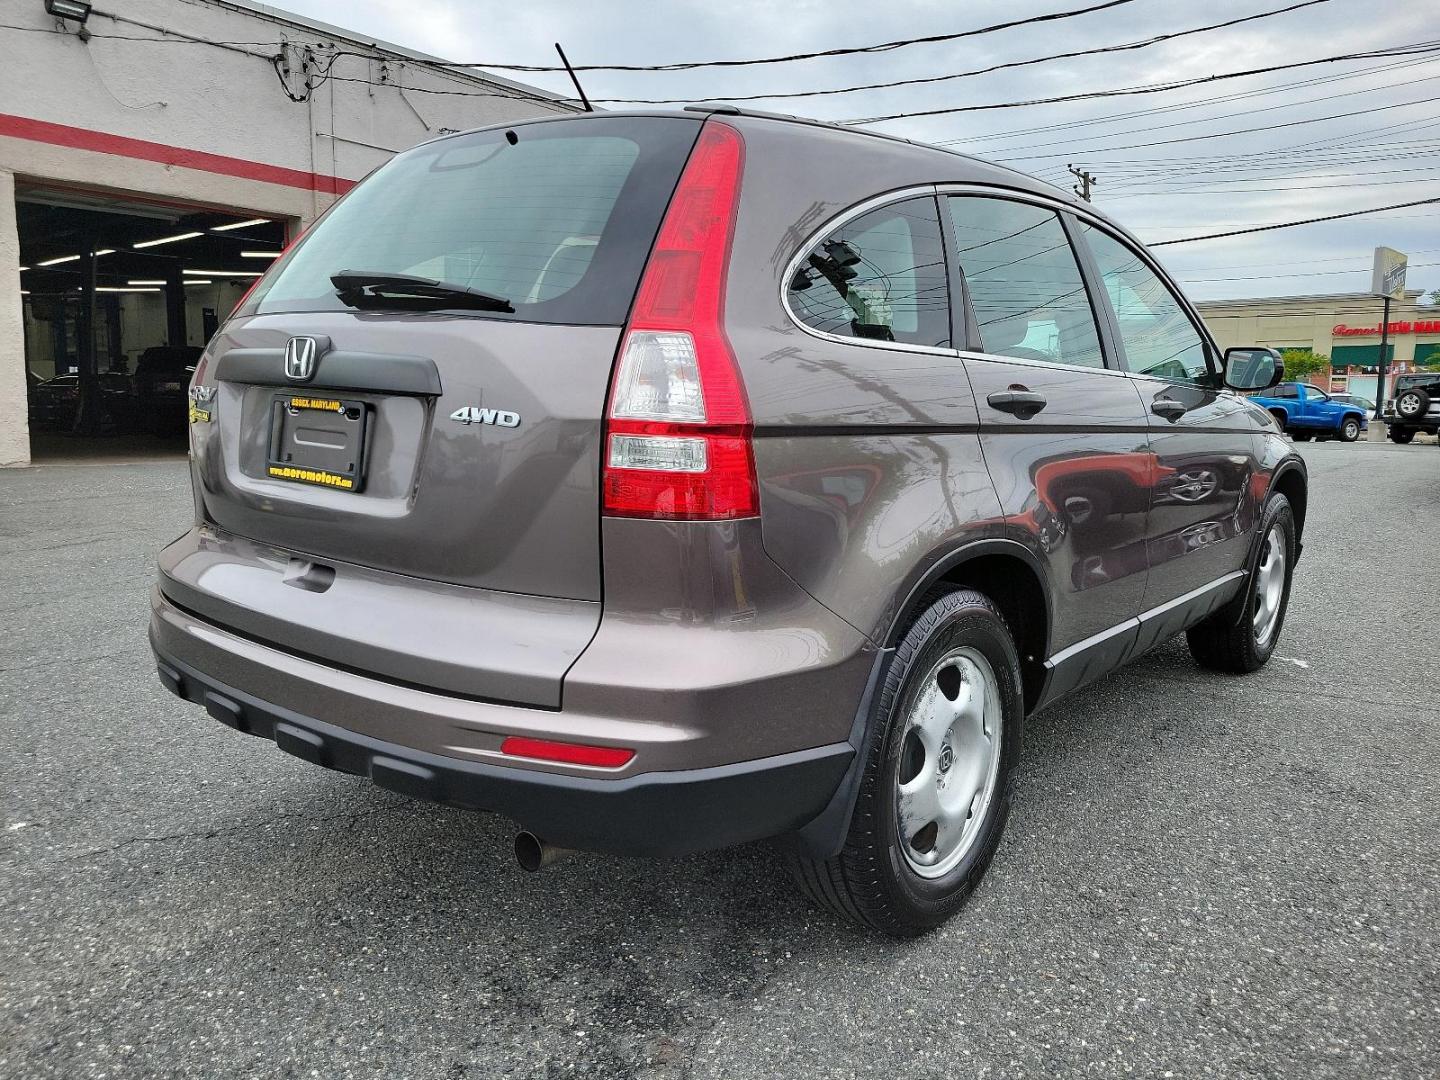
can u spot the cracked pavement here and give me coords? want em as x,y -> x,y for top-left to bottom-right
1,442 -> 1437,1078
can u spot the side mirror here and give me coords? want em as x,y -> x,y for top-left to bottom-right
1222,347 -> 1284,392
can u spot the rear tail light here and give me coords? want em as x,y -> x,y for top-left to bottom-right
603,122 -> 758,520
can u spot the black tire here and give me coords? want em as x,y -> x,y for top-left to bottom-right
790,588 -> 1023,937
1394,388 -> 1430,421
1390,428 -> 1415,444
1186,492 -> 1296,674
1338,416 -> 1362,442
1268,409 -> 1288,432
1291,432 -> 1312,442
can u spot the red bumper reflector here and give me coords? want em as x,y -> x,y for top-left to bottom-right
499,736 -> 635,768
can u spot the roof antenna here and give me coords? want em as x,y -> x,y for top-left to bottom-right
554,43 -> 593,112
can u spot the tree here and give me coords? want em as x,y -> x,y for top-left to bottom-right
1279,349 -> 1330,381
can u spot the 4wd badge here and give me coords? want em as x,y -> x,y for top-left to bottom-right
450,406 -> 521,428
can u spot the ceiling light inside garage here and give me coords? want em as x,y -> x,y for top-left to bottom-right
95,286 -> 160,293
133,231 -> 204,249
211,219 -> 269,232
184,269 -> 263,277
127,279 -> 167,286
183,280 -> 214,285
240,251 -> 279,259
37,254 -> 80,266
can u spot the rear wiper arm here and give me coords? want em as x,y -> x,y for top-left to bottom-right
331,270 -> 514,313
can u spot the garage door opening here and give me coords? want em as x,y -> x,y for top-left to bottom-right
16,186 -> 289,463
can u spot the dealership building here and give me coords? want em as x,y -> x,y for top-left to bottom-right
1,0 -> 574,466
1196,290 -> 1440,401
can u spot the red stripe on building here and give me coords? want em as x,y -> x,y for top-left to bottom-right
0,113 -> 357,195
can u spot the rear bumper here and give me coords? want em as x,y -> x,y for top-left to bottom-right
150,594 -> 860,857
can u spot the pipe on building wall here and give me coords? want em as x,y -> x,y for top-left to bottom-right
0,170 -> 28,466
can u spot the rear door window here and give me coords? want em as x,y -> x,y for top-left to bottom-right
787,197 -> 951,348
245,116 -> 700,325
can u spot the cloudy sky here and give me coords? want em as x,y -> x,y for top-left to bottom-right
278,0 -> 1438,304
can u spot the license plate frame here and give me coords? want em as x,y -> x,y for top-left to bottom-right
266,393 -> 368,492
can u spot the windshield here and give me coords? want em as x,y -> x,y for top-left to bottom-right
243,116 -> 700,325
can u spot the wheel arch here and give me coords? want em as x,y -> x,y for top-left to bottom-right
1269,461 -> 1308,543
884,539 -> 1051,713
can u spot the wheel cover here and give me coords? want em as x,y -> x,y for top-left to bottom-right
894,647 -> 1003,879
1398,395 -> 1420,417
1252,523 -> 1287,647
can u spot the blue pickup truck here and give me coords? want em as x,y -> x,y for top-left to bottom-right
1251,381 -> 1368,442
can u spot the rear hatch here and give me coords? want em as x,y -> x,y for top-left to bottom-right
173,114 -> 702,706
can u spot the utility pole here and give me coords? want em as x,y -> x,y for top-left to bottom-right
1068,164 -> 1096,202
1374,296 -> 1392,421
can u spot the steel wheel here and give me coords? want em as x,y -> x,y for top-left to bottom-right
895,647 -> 1002,879
1252,523 -> 1287,647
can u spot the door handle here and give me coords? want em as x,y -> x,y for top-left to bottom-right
987,388 -> 1048,417
1151,398 -> 1188,421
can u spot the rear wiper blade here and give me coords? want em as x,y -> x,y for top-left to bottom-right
331,270 -> 514,313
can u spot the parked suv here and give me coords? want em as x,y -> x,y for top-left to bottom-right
1386,371 -> 1440,443
133,345 -> 203,437
150,110 -> 1307,936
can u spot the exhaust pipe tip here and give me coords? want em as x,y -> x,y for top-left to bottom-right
514,831 -> 572,872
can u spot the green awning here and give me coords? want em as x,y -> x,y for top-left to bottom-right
1331,344 -> 1396,366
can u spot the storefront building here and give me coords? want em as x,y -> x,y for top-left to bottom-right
1196,291 -> 1440,402
2,0 -> 574,466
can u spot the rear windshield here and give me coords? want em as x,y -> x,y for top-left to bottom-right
244,116 -> 700,325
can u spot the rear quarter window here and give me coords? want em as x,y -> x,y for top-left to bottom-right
245,116 -> 700,326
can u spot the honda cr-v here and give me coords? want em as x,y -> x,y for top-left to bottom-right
151,108 -> 1306,936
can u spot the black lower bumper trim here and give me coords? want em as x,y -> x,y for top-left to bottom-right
151,638 -> 852,858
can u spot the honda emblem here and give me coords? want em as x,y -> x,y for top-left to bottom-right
284,337 -> 318,382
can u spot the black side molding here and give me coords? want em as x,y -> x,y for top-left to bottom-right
215,348 -> 442,396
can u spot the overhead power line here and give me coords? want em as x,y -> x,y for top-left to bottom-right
1180,260 -> 1440,284
592,0 -> 1331,104
1106,166 -> 1440,192
385,0 -> 1144,72
1029,132 -> 1440,178
1149,197 -> 1440,246
1108,176 -> 1440,197
1197,307 -> 1437,318
936,51 -> 1440,147
1174,247 -> 1440,273
844,41 -> 1440,124
0,14 -> 579,112
970,69 -> 1440,160
1001,90 -> 1440,161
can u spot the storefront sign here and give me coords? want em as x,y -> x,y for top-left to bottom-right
1333,320 -> 1440,337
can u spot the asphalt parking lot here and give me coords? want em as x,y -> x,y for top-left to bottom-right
2,441 -> 1436,1079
